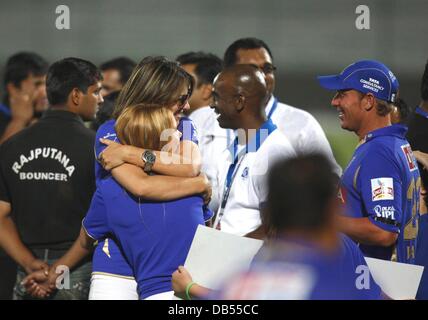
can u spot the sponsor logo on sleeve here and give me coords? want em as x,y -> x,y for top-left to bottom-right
401,144 -> 417,172
371,177 -> 394,201
373,205 -> 396,220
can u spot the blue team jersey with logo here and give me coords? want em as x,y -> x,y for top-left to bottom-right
339,124 -> 420,263
216,235 -> 381,300
91,117 -> 205,279
83,176 -> 205,299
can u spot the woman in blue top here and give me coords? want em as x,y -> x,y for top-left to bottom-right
25,105 -> 209,300
83,105 -> 209,299
23,57 -> 211,299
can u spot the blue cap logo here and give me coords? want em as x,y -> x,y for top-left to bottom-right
317,60 -> 399,103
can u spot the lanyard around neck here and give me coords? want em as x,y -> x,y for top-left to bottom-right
267,97 -> 278,120
213,120 -> 277,229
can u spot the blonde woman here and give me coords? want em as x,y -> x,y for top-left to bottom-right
23,57 -> 210,300
25,105 -> 210,300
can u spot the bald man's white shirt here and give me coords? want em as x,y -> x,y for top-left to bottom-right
215,129 -> 296,236
188,106 -> 233,212
266,96 -> 342,177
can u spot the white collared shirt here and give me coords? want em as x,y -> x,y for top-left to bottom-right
265,96 -> 342,177
215,129 -> 296,236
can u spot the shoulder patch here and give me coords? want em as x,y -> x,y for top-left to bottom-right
371,177 -> 394,201
401,144 -> 418,172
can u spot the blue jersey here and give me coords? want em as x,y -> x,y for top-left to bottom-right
177,115 -> 199,145
83,176 -> 205,299
92,117 -> 205,278
92,119 -> 134,278
339,124 -> 420,263
416,213 -> 428,299
217,235 -> 381,300
94,119 -> 117,185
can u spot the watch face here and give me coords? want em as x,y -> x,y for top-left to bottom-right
144,151 -> 156,163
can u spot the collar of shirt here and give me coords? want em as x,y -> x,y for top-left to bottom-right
230,118 -> 278,160
364,124 -> 408,143
188,105 -> 210,120
41,109 -> 85,125
0,103 -> 11,118
415,106 -> 428,119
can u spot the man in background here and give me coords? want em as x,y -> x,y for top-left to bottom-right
217,154 -> 382,300
0,57 -> 102,299
91,57 -> 136,131
0,52 -> 49,143
176,52 -> 229,211
210,64 -> 295,238
224,37 -> 341,177
0,51 -> 49,299
99,57 -> 136,97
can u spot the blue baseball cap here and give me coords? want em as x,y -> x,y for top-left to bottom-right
317,60 -> 399,103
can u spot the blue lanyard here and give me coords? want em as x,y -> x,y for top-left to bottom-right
415,107 -> 428,119
0,104 -> 11,118
266,97 -> 278,120
214,119 -> 277,228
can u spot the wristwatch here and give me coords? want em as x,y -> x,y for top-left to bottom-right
142,150 -> 156,173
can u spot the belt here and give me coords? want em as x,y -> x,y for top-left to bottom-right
30,248 -> 71,260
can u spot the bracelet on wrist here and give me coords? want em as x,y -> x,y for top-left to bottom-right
185,281 -> 196,300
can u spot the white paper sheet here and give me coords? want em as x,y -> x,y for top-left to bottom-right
365,257 -> 424,300
183,225 -> 263,290
182,225 -> 424,299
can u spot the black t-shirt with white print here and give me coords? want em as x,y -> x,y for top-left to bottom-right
0,109 -> 96,249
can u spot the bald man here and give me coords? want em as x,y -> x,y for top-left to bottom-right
210,65 -> 296,239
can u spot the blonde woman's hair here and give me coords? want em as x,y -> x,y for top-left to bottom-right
115,104 -> 175,150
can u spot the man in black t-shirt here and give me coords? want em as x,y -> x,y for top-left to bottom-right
0,57 -> 103,300
0,53 -> 49,299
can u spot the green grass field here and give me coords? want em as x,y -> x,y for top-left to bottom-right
326,132 -> 358,170
315,113 -> 359,170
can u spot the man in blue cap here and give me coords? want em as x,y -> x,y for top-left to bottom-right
318,60 -> 421,264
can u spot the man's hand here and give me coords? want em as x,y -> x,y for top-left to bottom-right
21,259 -> 54,299
172,265 -> 193,295
22,269 -> 56,298
98,138 -> 130,170
24,258 -> 49,275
